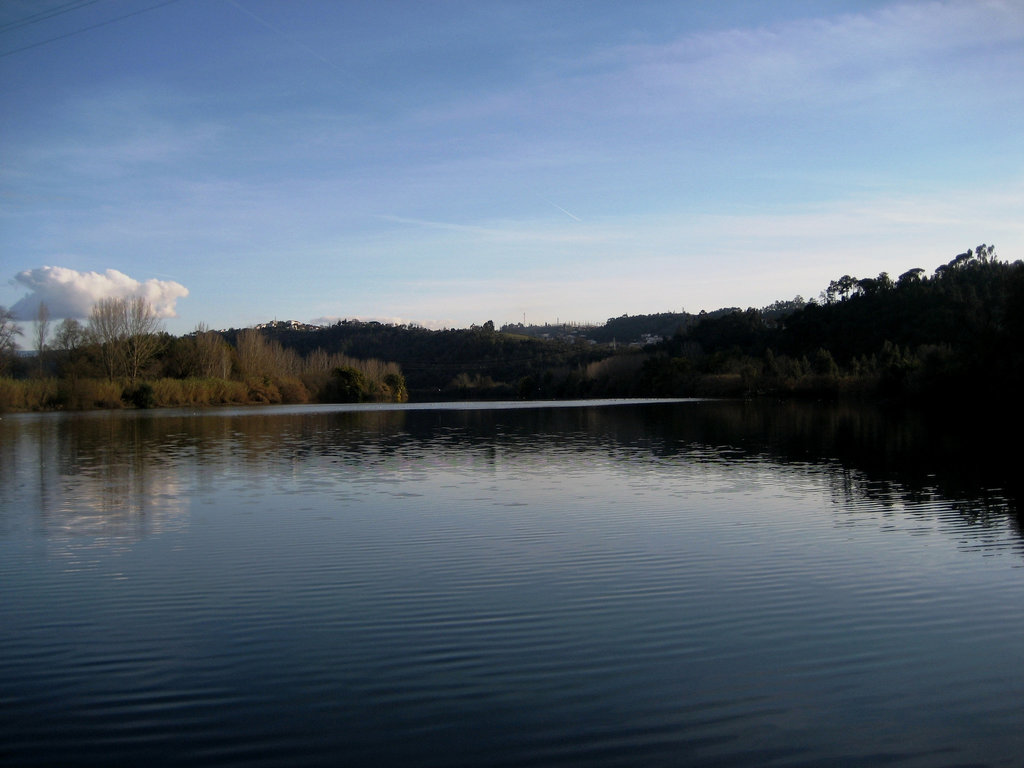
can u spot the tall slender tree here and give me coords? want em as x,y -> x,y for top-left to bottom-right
193,323 -> 232,378
0,305 -> 22,375
89,298 -> 127,380
33,302 -> 50,376
123,297 -> 162,383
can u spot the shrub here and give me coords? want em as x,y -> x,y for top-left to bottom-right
246,377 -> 281,404
151,378 -> 187,407
210,378 -> 248,404
91,380 -> 123,408
323,366 -> 368,402
383,372 -> 408,402
276,376 -> 310,404
124,381 -> 156,409
0,378 -> 23,411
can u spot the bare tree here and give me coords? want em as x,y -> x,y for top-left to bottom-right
33,302 -> 50,376
305,347 -> 331,373
88,297 -> 162,381
53,318 -> 87,381
193,323 -> 232,378
235,328 -> 269,378
235,329 -> 299,379
124,297 -> 162,383
89,298 -> 128,380
0,305 -> 22,375
269,337 -> 300,377
54,317 -> 86,354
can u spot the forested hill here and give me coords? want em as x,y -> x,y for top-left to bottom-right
497,302 -> 808,345
242,245 -> 1023,402
645,245 -> 1024,401
3,245 -> 1021,410
498,309 -> 738,345
235,321 -> 610,398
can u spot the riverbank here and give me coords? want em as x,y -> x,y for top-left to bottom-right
0,374 -> 406,413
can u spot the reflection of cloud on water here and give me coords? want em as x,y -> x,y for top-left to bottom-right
50,468 -> 189,541
2,402 -> 1020,568
0,414 -> 190,561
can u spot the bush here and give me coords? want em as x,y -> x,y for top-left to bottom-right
0,378 -> 23,411
383,372 -> 408,402
323,366 -> 368,402
91,380 -> 123,409
246,377 -> 281,404
150,378 -> 187,406
0,378 -> 62,411
124,381 -> 156,409
276,376 -> 310,404
211,378 -> 248,404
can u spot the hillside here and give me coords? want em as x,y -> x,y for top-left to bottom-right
3,245 -> 1020,410
228,245 -> 1023,402
645,245 -> 1024,401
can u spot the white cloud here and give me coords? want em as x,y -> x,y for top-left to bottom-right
9,266 -> 188,320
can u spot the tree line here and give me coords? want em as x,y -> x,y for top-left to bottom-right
248,319 -> 611,399
2,244 -> 1021,410
0,297 -> 408,411
218,245 -> 1023,404
639,245 -> 1023,402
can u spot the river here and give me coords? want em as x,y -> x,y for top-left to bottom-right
1,399 -> 1021,767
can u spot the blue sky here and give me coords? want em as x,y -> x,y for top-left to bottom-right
2,0 -> 1022,335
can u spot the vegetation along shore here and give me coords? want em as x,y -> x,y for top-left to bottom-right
1,245 -> 1020,412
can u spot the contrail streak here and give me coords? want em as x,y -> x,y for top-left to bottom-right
541,197 -> 582,222
224,0 -> 365,89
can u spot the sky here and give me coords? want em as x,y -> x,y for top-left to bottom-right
1,0 -> 1023,335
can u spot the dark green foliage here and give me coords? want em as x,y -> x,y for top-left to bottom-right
324,366 -> 369,403
383,372 -> 408,402
639,355 -> 692,396
688,308 -> 769,356
812,348 -> 839,377
500,309 -> 748,346
124,381 -> 155,409
590,312 -> 695,344
652,246 -> 1023,402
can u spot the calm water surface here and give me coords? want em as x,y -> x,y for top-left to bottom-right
1,399 -> 1022,767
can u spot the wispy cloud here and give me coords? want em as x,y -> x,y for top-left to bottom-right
374,214 -> 598,244
4,88 -> 224,194
344,175 -> 1024,323
585,0 -> 1024,112
411,0 -> 1023,135
2,1 -> 1020,334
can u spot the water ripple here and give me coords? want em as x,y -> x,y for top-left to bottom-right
2,402 -> 1022,767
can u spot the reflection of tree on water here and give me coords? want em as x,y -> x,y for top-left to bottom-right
312,402 -> 1022,554
2,401 -> 1019,561
0,414 -> 189,548
643,400 -> 1023,553
192,402 -> 1022,553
